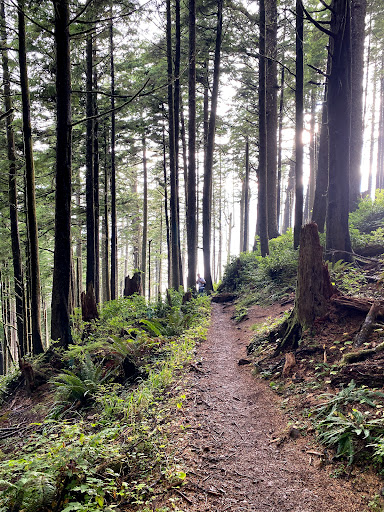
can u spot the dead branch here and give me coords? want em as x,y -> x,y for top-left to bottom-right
354,301 -> 380,348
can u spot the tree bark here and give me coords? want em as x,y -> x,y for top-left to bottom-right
294,0 -> 304,250
242,138 -> 250,252
349,0 -> 367,210
326,0 -> 353,261
257,0 -> 269,257
18,0 -> 44,354
203,0 -> 223,290
93,38 -> 100,303
166,0 -> 180,289
102,127 -> 111,303
187,0 -> 197,291
354,301 -> 380,348
1,0 -> 26,357
277,65 -> 285,227
311,55 -> 330,232
109,13 -> 118,299
275,222 -> 334,355
86,33 -> 95,293
377,59 -> 384,191
266,0 -> 279,239
51,0 -> 72,348
141,134 -> 148,296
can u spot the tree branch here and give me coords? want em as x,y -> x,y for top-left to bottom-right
307,63 -> 329,78
300,0 -> 335,38
71,78 -> 150,127
9,0 -> 53,35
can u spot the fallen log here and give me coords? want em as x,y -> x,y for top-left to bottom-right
332,296 -> 384,318
354,301 -> 380,347
341,341 -> 384,365
332,356 -> 384,387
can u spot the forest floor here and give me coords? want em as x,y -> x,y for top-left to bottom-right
159,302 -> 383,512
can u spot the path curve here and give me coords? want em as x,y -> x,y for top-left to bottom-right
179,302 -> 372,512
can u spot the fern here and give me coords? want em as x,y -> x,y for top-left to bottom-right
312,380 -> 384,420
51,354 -> 112,405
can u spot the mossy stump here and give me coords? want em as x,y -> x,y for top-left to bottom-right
274,222 -> 335,355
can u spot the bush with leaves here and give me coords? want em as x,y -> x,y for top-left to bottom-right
219,230 -> 298,307
349,190 -> 384,251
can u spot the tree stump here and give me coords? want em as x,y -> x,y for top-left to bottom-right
124,272 -> 142,297
274,222 -> 336,355
81,283 -> 99,322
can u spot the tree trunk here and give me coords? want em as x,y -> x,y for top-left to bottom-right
162,118 -> 171,289
368,61 -> 377,195
203,0 -> 223,291
277,65 -> 285,227
51,0 -> 72,348
18,0 -> 44,354
166,0 -> 180,289
307,91 -> 316,221
349,0 -> 367,210
242,138 -> 250,252
187,0 -> 197,291
102,127 -> 111,303
258,0 -> 269,257
110,12 -> 118,299
311,55 -> 330,232
1,0 -> 26,357
174,0 -> 183,288
124,272 -> 142,297
377,60 -> 384,191
93,39 -> 100,303
282,158 -> 295,233
326,0 -> 353,261
86,33 -> 95,292
141,134 -> 148,297
294,0 -> 304,250
266,0 -> 279,239
275,223 -> 334,355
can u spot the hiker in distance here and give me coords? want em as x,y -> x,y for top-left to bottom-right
196,274 -> 206,294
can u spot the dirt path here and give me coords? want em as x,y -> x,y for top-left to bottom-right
178,302 -> 375,512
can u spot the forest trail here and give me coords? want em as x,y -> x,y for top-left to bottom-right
177,302 -> 373,512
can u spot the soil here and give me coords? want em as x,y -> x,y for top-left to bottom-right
172,302 -> 383,512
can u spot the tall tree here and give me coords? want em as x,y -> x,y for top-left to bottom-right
203,0 -> 224,290
141,134 -> 148,296
266,0 -> 279,239
18,0 -> 44,354
186,0 -> 197,290
51,0 -> 72,348
294,0 -> 304,250
166,0 -> 180,289
258,0 -> 269,257
1,0 -> 26,356
242,138 -> 250,252
311,55 -> 330,232
349,0 -> 367,209
326,0 -> 353,260
109,11 -> 118,299
86,33 -> 95,293
377,58 -> 384,191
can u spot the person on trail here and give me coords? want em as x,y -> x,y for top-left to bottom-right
196,274 -> 206,294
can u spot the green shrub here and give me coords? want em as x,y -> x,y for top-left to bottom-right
219,231 -> 297,306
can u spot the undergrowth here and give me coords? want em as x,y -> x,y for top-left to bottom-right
0,292 -> 211,512
311,381 -> 384,466
219,230 -> 298,309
